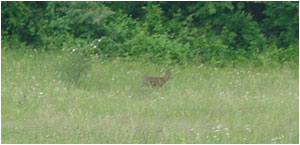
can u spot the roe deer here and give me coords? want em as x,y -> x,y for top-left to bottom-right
143,69 -> 171,87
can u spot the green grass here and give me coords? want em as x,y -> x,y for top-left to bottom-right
2,49 -> 299,143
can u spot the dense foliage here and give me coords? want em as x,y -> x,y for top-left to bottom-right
2,1 -> 299,66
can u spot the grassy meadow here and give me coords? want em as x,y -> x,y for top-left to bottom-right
2,49 -> 299,143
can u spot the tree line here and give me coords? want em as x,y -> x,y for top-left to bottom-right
2,1 -> 299,66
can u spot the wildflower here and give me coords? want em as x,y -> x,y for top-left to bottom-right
226,132 -> 230,136
93,45 -> 97,48
271,138 -> 276,141
220,91 -> 224,95
216,124 -> 222,129
246,127 -> 252,132
98,39 -> 102,42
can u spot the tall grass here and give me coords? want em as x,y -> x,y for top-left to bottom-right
2,49 -> 299,143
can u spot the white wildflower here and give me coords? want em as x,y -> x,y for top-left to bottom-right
216,124 -> 222,129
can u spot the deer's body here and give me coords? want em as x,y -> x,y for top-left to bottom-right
143,70 -> 171,87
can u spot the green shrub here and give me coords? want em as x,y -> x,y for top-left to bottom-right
265,42 -> 299,63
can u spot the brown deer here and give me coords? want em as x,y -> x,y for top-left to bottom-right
143,69 -> 171,87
